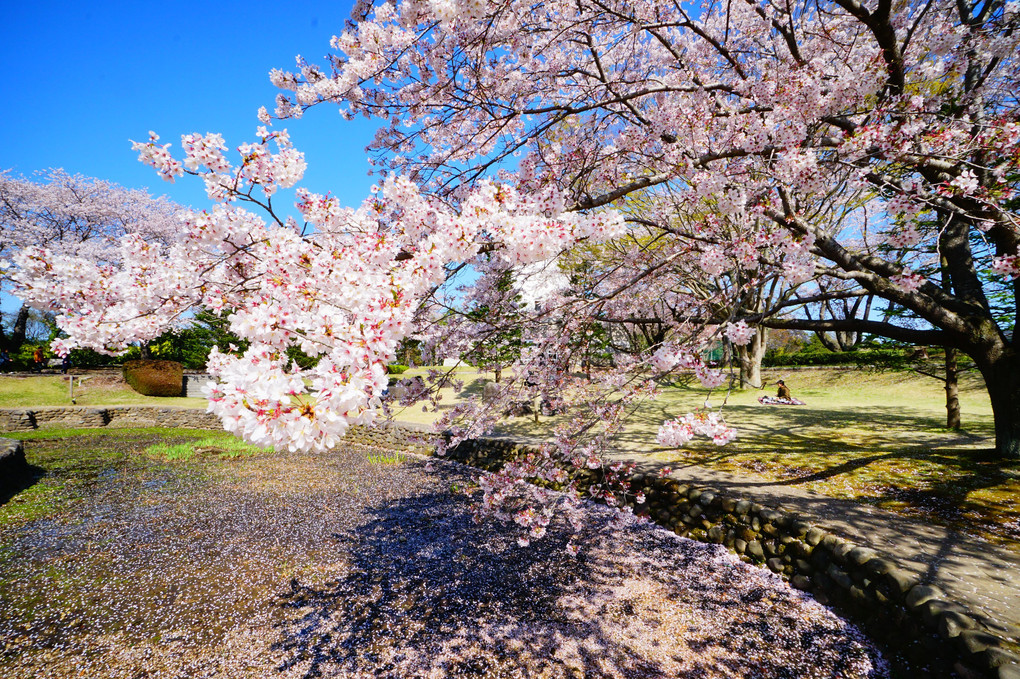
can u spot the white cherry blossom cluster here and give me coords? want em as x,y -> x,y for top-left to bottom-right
699,247 -> 728,276
724,321 -> 756,346
649,344 -> 698,372
656,411 -> 736,448
949,169 -> 980,196
235,129 -> 307,197
0,169 -> 183,268
14,234 -> 198,354
182,133 -> 231,174
15,131 -> 628,458
884,223 -> 922,249
782,232 -> 817,285
992,254 -> 1020,280
648,343 -> 726,389
694,364 -> 727,389
130,132 -> 184,183
731,240 -> 760,270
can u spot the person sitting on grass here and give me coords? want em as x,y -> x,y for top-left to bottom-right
758,379 -> 805,406
777,379 -> 791,400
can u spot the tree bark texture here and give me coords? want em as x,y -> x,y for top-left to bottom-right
736,326 -> 768,389
10,305 -> 29,348
945,347 -> 961,431
975,349 -> 1020,459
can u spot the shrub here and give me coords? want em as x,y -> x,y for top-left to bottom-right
387,364 -> 409,374
12,344 -> 46,371
763,348 -> 908,368
67,347 -> 114,368
123,359 -> 184,396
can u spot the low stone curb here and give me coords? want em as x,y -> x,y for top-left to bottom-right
0,406 -> 222,432
340,424 -> 1020,679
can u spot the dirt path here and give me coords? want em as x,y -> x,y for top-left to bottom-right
1,435 -> 886,678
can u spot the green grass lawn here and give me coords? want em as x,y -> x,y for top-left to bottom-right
0,374 -> 206,409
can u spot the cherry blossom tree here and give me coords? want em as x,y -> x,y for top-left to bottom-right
0,169 -> 182,347
10,0 -> 1020,548
257,0 -> 1017,457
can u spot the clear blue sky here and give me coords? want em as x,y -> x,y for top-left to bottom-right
0,0 -> 379,213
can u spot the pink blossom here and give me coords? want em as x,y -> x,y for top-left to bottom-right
724,321 -> 756,347
890,268 -> 925,292
657,411 -> 736,449
992,255 -> 1020,279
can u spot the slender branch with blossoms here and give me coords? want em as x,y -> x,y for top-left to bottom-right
14,134 -> 628,460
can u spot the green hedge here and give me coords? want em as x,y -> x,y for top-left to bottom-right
763,348 -> 909,368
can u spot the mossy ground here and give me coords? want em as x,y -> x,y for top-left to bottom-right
0,429 -> 265,527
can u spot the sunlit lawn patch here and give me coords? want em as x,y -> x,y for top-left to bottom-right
364,450 -> 406,465
628,371 -> 1016,549
0,374 -> 206,408
143,436 -> 273,461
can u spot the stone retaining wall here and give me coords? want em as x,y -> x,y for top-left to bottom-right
0,406 -> 221,432
339,424 -> 1020,679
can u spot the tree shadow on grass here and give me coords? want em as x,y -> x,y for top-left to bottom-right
455,376 -> 491,399
269,461 -> 882,678
625,401 -> 991,457
621,401 -> 1009,504
605,402 -> 1020,638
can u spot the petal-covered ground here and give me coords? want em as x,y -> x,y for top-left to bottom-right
0,437 -> 886,678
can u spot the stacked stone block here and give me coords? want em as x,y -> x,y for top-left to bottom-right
0,406 -> 221,431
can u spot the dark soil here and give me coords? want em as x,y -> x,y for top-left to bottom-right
0,433 -> 886,678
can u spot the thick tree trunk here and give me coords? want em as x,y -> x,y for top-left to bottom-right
10,304 -> 29,348
736,326 -> 767,388
945,347 -> 961,430
494,366 -> 502,383
977,351 -> 1020,459
939,255 -> 961,431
